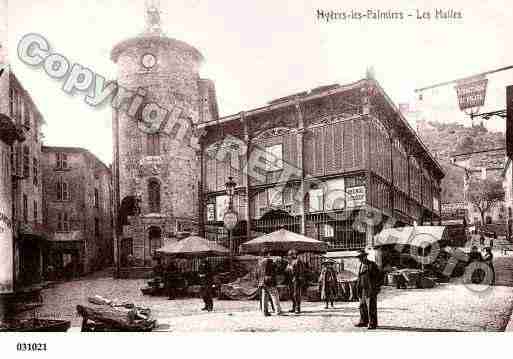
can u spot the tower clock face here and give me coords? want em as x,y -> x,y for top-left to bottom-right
141,53 -> 157,69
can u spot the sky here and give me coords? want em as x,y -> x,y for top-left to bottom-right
6,0 -> 513,165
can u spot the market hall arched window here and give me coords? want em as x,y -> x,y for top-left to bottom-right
148,178 -> 161,213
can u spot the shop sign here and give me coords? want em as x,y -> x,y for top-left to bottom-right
455,75 -> 488,110
346,186 -> 366,208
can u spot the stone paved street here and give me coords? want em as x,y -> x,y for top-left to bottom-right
22,251 -> 513,332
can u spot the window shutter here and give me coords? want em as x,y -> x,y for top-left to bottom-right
62,182 -> 67,200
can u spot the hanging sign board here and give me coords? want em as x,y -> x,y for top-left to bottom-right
454,75 -> 488,111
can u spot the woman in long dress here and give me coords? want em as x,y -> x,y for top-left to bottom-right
319,261 -> 338,309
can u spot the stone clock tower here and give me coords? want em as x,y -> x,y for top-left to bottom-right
111,1 -> 218,270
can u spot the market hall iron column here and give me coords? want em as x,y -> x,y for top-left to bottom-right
294,99 -> 306,235
242,112 -> 252,243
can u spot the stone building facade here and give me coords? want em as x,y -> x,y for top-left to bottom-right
111,6 -> 218,270
2,70 -> 46,289
0,114 -> 24,295
41,146 -> 113,277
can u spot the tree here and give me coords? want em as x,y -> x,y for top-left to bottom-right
455,136 -> 475,154
466,178 -> 505,225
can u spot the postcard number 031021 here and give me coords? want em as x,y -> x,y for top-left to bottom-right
16,343 -> 47,352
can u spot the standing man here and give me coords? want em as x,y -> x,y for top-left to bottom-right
258,248 -> 282,316
319,260 -> 338,309
355,249 -> 382,330
198,259 -> 214,311
165,261 -> 178,300
482,247 -> 495,285
287,249 -> 305,314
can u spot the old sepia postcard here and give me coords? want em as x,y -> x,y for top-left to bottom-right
1,0 -> 513,357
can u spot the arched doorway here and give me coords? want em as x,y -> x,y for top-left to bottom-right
148,226 -> 162,258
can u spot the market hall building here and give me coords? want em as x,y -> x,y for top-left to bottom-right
198,78 -> 445,254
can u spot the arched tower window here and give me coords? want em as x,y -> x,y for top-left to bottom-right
148,178 -> 161,213
147,133 -> 160,156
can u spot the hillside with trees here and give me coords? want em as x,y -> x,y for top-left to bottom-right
415,120 -> 506,203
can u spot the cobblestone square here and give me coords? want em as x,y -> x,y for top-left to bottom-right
21,251 -> 513,332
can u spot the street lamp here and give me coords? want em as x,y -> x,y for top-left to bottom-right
224,177 -> 238,274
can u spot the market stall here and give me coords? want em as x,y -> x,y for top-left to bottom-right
374,226 -> 448,288
140,235 -> 230,297
239,228 -> 328,255
220,229 -> 327,301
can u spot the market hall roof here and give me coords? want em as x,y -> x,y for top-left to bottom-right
198,78 -> 445,180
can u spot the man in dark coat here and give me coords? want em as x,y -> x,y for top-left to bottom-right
287,249 -> 305,314
165,261 -> 179,300
258,249 -> 282,316
198,259 -> 214,311
319,260 -> 338,309
355,249 -> 382,330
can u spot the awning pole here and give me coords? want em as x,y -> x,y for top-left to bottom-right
421,247 -> 424,272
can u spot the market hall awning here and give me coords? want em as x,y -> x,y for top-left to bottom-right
239,229 -> 328,254
156,235 -> 229,258
374,226 -> 448,248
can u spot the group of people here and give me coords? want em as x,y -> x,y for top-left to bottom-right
156,248 -> 384,330
257,247 -> 384,330
258,248 -> 305,316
